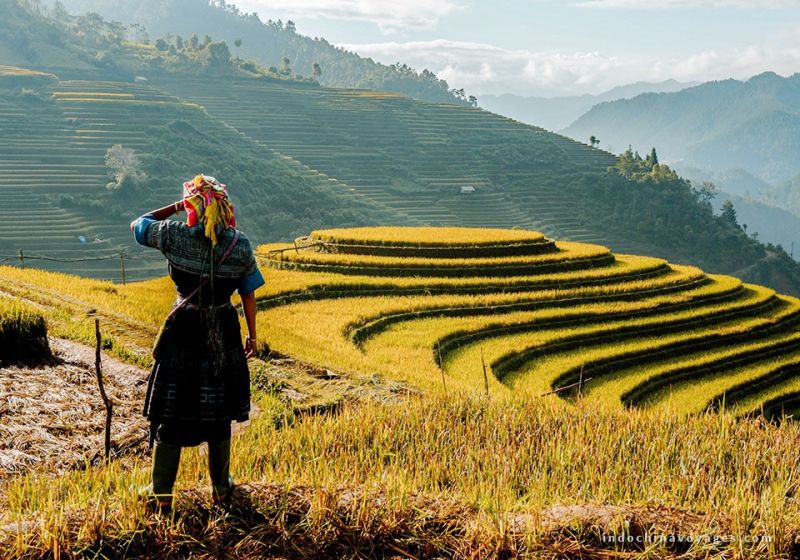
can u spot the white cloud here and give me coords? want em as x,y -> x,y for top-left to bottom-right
339,39 -> 800,96
234,0 -> 461,32
575,0 -> 800,8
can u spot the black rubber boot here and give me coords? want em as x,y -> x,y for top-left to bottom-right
208,438 -> 234,506
150,441 -> 181,513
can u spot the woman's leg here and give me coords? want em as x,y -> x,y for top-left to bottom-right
151,441 -> 181,508
208,438 -> 234,502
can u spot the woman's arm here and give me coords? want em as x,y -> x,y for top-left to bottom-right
129,200 -> 184,232
241,291 -> 258,358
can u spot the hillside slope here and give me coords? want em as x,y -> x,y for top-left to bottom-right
3,65 -> 800,294
254,226 -> 800,418
0,73 -> 395,280
2,3 -> 800,294
153,74 -> 800,293
45,0 -> 468,105
564,72 -> 800,185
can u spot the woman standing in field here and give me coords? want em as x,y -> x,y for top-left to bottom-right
130,175 -> 265,513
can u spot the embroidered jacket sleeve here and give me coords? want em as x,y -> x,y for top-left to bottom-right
237,237 -> 265,295
132,213 -> 157,247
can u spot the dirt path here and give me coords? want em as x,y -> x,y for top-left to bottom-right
0,338 -> 263,480
0,337 -> 150,478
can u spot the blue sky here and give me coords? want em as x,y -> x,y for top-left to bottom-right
234,0 -> 800,96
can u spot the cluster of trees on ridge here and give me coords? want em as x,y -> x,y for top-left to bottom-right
26,0 -> 473,105
1,0 -> 316,81
577,149 -> 800,291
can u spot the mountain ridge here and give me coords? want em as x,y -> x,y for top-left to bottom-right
564,71 -> 800,185
479,79 -> 697,133
42,0 -> 472,105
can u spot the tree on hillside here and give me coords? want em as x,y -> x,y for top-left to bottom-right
693,181 -> 717,206
589,135 -> 600,148
280,56 -> 291,76
721,200 -> 739,228
312,62 -> 322,79
234,38 -> 242,48
105,144 -> 144,191
155,37 -> 168,51
51,0 -> 68,20
189,33 -> 199,49
128,23 -> 149,44
203,41 -> 231,67
648,147 -> 659,165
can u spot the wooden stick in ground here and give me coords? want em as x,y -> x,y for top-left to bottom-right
578,365 -> 584,399
94,318 -> 114,461
480,347 -> 489,398
540,377 -> 594,398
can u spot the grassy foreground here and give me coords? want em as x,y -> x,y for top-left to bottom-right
0,393 -> 797,558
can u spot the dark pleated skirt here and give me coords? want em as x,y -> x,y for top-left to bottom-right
144,302 -> 250,446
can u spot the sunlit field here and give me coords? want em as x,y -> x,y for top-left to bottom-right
2,226 -> 800,558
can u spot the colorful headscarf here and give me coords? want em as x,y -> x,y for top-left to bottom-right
182,174 -> 236,246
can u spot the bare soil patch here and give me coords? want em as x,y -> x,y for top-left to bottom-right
0,337 -> 149,478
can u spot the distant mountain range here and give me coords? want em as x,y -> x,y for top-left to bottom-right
711,193 -> 800,257
564,72 -> 800,185
479,80 -> 697,133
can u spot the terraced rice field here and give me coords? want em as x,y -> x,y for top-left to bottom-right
0,80 -> 192,279
0,77 -> 386,280
255,226 -> 800,418
156,76 -> 630,248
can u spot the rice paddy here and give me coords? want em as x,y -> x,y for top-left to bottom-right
3,226 -> 800,558
256,227 -> 800,418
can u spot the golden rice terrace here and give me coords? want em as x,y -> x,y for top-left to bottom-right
255,226 -> 800,417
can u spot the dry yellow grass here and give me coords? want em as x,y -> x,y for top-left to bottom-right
310,226 -> 546,246
0,66 -> 55,78
1,394 -> 797,558
3,226 -> 800,558
260,240 -> 605,269
0,296 -> 50,366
